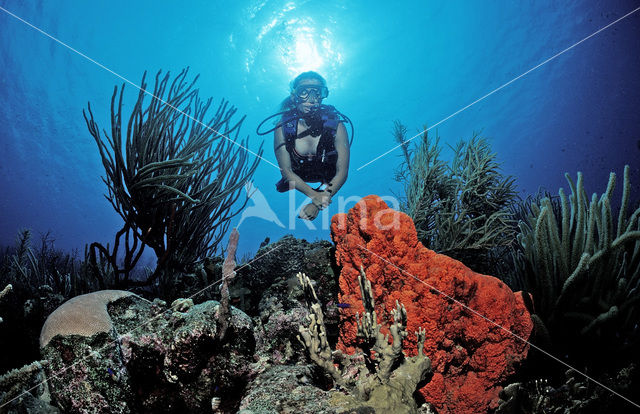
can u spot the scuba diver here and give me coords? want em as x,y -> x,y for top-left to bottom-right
257,71 -> 352,221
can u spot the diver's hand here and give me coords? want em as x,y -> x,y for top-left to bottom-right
299,203 -> 320,221
311,191 -> 332,210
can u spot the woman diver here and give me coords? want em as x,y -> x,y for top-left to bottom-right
257,71 -> 352,221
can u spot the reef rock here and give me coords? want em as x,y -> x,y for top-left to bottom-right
236,235 -> 337,316
238,364 -> 334,413
331,195 -> 533,414
40,291 -> 254,413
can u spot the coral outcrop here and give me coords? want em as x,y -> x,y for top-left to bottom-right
0,359 -> 57,411
331,195 -> 533,414
237,365 -> 334,413
40,292 -> 254,413
231,236 -> 339,367
40,290 -> 134,348
236,236 -> 338,315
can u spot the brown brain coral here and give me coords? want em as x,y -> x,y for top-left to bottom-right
39,290 -> 135,348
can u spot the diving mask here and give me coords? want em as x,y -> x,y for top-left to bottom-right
293,84 -> 329,101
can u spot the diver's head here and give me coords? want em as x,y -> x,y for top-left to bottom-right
290,71 -> 329,114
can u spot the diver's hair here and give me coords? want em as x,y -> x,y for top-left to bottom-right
290,71 -> 327,91
279,71 -> 328,111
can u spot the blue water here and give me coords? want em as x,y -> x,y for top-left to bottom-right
1,0 -> 639,260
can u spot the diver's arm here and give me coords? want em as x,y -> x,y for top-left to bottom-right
326,123 -> 350,195
274,127 -> 318,199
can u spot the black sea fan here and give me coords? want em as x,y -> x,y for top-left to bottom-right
84,68 -> 263,290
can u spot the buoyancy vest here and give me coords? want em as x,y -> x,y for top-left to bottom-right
281,106 -> 340,184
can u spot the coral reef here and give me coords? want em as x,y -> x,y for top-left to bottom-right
83,68 -> 263,293
39,292 -> 254,413
236,235 -> 338,316
236,237 -> 432,414
0,283 -> 10,324
0,229 -> 102,299
40,290 -> 134,348
297,270 -> 432,413
237,365 -> 334,413
496,364 -> 638,413
0,231 -> 87,374
0,359 -> 62,413
35,231 -> 257,413
0,228 -> 176,383
514,165 -> 640,367
245,237 -> 340,368
331,195 -> 533,414
218,228 -> 239,341
393,124 -> 518,274
0,359 -> 50,408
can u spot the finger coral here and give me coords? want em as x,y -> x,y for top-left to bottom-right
297,270 -> 431,413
